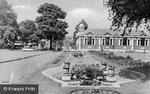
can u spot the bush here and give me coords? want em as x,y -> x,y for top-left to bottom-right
80,80 -> 93,86
118,70 -> 135,79
89,50 -> 150,68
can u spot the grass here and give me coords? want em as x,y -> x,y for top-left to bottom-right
128,66 -> 150,82
114,52 -> 150,62
0,49 -> 47,63
53,54 -> 65,64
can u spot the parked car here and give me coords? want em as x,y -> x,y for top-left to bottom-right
22,45 -> 34,51
22,43 -> 38,51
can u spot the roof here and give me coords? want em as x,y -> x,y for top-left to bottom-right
76,28 -> 150,37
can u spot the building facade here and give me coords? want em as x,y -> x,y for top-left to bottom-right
76,23 -> 150,52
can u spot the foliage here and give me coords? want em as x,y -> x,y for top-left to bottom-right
72,52 -> 84,58
89,50 -> 150,68
80,80 -> 93,86
70,64 -> 104,86
0,0 -> 17,27
35,3 -> 68,50
19,20 -> 38,44
0,26 -> 18,49
71,64 -> 104,81
104,0 -> 150,35
27,34 -> 39,43
118,70 -> 135,79
0,0 -> 19,49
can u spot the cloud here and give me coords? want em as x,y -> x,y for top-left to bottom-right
66,8 -> 111,35
13,5 -> 32,10
12,4 -> 38,22
69,8 -> 92,18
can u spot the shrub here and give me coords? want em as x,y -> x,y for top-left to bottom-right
118,70 -> 135,79
89,50 -> 150,68
80,80 -> 93,86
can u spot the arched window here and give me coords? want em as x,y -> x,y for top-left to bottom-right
85,38 -> 87,45
92,38 -> 95,45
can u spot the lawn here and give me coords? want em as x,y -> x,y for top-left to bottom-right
0,50 -> 61,83
0,49 -> 47,63
114,52 -> 150,62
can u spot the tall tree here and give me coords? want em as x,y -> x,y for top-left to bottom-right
35,3 -> 68,50
104,0 -> 150,35
0,0 -> 17,27
19,20 -> 38,44
0,0 -> 18,49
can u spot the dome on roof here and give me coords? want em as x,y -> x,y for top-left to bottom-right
79,23 -> 84,28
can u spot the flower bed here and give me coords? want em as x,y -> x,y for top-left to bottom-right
89,50 -> 147,80
118,70 -> 135,79
70,89 -> 120,94
70,64 -> 105,86
72,52 -> 83,58
89,50 -> 150,68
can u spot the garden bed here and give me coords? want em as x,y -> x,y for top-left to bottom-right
70,89 -> 120,94
89,50 -> 146,80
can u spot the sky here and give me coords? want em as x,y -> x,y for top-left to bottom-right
7,0 -> 111,35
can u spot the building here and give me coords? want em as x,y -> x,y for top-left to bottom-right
76,23 -> 150,53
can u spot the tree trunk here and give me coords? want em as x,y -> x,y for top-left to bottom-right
50,38 -> 53,50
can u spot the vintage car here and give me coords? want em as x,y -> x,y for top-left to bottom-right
22,43 -> 38,51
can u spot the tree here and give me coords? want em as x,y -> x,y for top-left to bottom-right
0,0 -> 19,49
0,26 -> 18,49
35,3 -> 68,50
19,20 -> 38,44
0,0 -> 17,27
104,0 -> 150,35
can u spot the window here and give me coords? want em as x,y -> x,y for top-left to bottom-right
85,38 -> 87,45
103,37 -> 113,46
137,38 -> 149,46
119,39 -> 123,46
92,39 -> 95,45
145,40 -> 148,46
119,38 -> 130,46
127,39 -> 130,46
88,37 -> 92,45
102,38 -> 105,45
81,39 -> 83,45
123,38 -> 127,46
141,38 -> 145,46
105,37 -> 110,46
110,39 -> 113,45
137,40 -> 141,46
